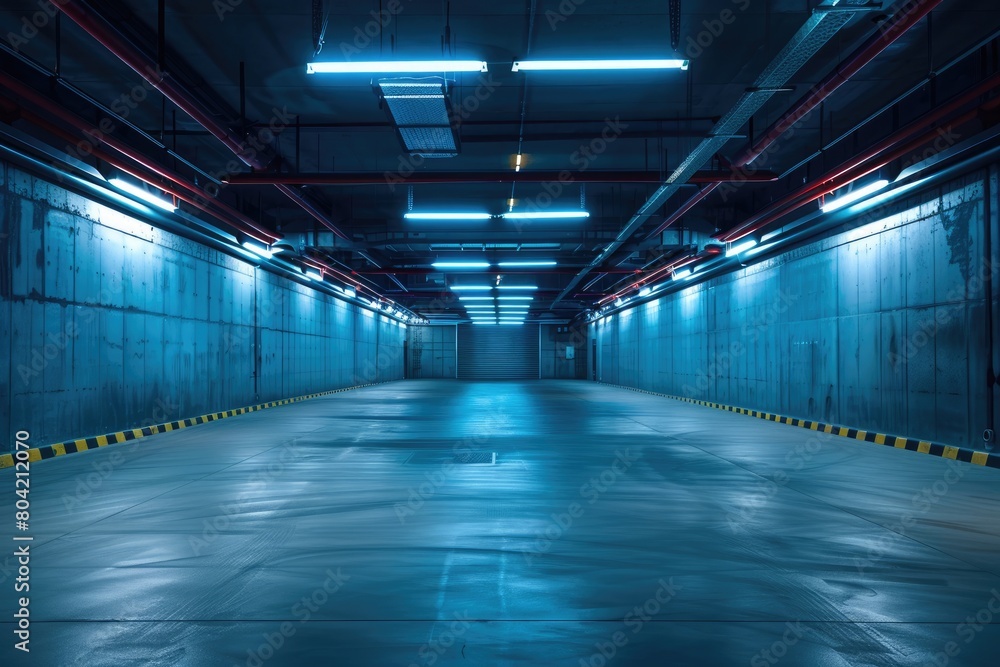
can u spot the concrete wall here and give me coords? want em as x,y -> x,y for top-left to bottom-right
0,162 -> 405,450
406,325 -> 456,378
593,167 -> 999,450
540,324 -> 588,379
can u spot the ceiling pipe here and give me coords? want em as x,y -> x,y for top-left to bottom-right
643,0 -> 946,242
54,0 -> 350,241
550,0 -> 864,309
0,72 -> 280,245
597,245 -> 724,306
354,268 -> 640,275
19,108 -> 285,247
719,76 -> 1000,242
223,170 -> 779,186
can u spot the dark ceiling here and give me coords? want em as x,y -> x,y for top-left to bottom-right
1,0 -> 999,322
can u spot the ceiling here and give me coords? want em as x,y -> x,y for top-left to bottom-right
1,0 -> 999,323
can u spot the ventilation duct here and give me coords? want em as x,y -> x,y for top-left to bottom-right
378,79 -> 459,157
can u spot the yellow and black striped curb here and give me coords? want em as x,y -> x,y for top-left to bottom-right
1,381 -> 398,469
600,382 -> 1000,469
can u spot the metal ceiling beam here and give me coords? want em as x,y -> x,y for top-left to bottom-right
643,0 -> 945,242
549,0 -> 868,308
54,0 -> 351,242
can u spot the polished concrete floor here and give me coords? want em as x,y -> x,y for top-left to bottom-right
2,380 -> 999,666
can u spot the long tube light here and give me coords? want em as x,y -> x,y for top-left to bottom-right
109,177 -> 176,212
821,179 -> 890,213
673,268 -> 693,281
433,262 -> 491,269
512,59 -> 688,72
308,60 -> 488,74
498,296 -> 534,301
497,285 -> 538,291
459,296 -> 495,301
497,261 -> 557,267
450,285 -> 494,291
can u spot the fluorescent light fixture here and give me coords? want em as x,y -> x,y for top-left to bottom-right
433,262 -> 491,269
821,179 -> 889,213
498,296 -> 534,301
503,211 -> 589,220
726,239 -> 759,257
638,287 -> 651,297
512,59 -> 688,72
499,304 -> 530,309
307,60 -> 488,74
241,241 -> 274,259
405,212 -> 493,221
614,298 -> 624,307
497,261 -> 557,268
305,269 -> 323,281
673,268 -> 693,281
459,296 -> 495,301
109,178 -> 176,212
515,153 -> 523,172
344,286 -> 357,298
496,285 -> 538,291
450,285 -> 493,291
498,322 -> 525,326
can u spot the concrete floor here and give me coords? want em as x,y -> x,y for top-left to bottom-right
2,380 -> 999,666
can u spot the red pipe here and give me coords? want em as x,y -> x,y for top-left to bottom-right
644,0 -> 943,242
732,0 -> 943,167
55,0 -> 350,241
722,90 -> 1000,242
0,73 -> 280,244
223,170 -> 779,186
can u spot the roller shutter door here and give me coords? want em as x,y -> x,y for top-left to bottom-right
457,323 -> 539,379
